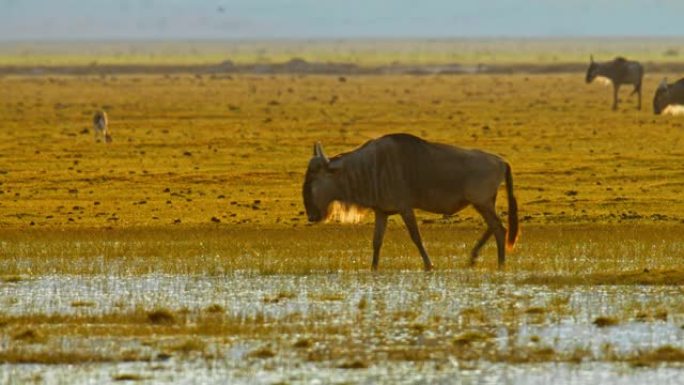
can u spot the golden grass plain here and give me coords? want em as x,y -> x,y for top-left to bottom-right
2,58 -> 684,379
1,73 -> 682,230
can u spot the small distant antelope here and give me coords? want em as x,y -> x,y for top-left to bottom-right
585,56 -> 644,111
93,110 -> 112,143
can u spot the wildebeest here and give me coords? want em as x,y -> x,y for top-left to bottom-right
302,133 -> 519,271
585,56 -> 644,111
653,78 -> 684,115
93,109 -> 112,143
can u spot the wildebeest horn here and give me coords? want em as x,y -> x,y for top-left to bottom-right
313,142 -> 329,163
658,78 -> 668,90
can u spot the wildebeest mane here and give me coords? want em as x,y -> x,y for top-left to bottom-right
331,134 -> 431,209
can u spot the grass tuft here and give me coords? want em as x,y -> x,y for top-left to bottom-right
147,309 -> 176,325
170,338 -> 206,354
112,374 -> 147,382
593,316 -> 619,328
1,275 -> 23,283
12,328 -> 45,344
293,338 -> 314,349
205,304 -> 225,313
628,346 -> 684,367
453,330 -> 493,346
249,346 -> 276,359
337,358 -> 369,369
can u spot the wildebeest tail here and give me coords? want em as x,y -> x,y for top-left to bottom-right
504,162 -> 519,251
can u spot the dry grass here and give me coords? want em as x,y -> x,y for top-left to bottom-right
0,349 -> 149,365
520,268 -> 684,286
1,54 -> 684,374
0,224 -> 682,276
0,72 -> 683,279
0,73 -> 683,232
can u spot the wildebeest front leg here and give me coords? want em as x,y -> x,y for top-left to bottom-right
474,204 -> 506,268
470,228 -> 493,266
612,84 -> 620,110
399,210 -> 434,271
372,210 -> 388,271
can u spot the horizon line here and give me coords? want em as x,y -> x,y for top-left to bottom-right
1,36 -> 684,44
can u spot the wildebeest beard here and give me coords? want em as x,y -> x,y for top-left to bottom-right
325,201 -> 367,224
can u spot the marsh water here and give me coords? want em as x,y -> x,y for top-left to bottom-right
2,273 -> 683,384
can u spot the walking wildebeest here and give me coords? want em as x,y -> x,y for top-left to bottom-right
93,109 -> 112,143
585,56 -> 644,111
302,133 -> 519,271
653,78 -> 684,115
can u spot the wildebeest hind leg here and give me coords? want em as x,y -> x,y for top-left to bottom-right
400,210 -> 434,271
469,228 -> 493,266
474,204 -> 506,268
372,211 -> 388,271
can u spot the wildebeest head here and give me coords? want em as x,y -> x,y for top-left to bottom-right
653,78 -> 670,115
303,142 -> 341,222
585,55 -> 598,84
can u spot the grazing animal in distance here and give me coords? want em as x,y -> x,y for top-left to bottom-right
92,110 -> 112,143
585,56 -> 644,111
302,133 -> 519,271
653,77 -> 684,115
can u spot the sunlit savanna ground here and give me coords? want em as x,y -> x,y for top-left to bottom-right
1,41 -> 684,384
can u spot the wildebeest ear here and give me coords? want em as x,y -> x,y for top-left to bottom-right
313,142 -> 329,163
590,55 -> 594,63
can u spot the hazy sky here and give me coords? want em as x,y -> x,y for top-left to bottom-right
1,0 -> 683,40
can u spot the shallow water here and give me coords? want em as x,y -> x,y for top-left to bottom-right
4,360 -> 684,385
2,273 -> 683,384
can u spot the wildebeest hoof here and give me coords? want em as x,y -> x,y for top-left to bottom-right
424,264 -> 434,272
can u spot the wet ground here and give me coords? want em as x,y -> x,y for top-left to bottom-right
2,273 -> 683,384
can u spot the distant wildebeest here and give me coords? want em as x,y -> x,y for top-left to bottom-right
585,56 -> 644,111
92,109 -> 112,143
653,78 -> 684,115
302,133 -> 519,271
